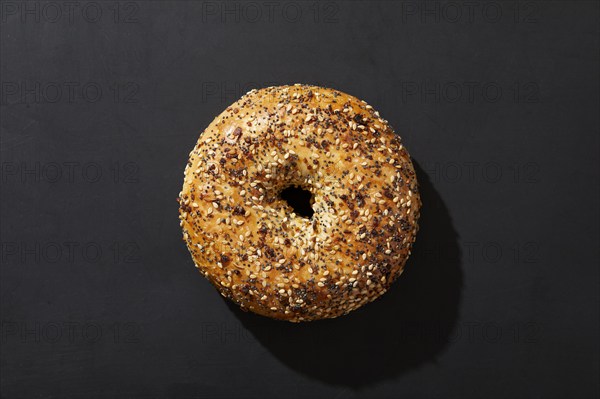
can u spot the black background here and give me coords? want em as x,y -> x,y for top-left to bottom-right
1,1 -> 598,398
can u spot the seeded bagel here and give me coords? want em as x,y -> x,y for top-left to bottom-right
178,84 -> 420,322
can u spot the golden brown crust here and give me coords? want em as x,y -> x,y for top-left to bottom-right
178,84 -> 420,322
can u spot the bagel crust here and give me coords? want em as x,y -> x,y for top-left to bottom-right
179,84 -> 420,322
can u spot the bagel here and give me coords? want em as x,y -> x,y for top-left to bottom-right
178,84 -> 421,322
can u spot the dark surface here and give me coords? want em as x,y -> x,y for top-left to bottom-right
1,1 -> 598,398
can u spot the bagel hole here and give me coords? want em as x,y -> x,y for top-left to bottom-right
279,186 -> 314,219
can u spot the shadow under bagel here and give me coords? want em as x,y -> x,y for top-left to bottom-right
224,160 -> 464,387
